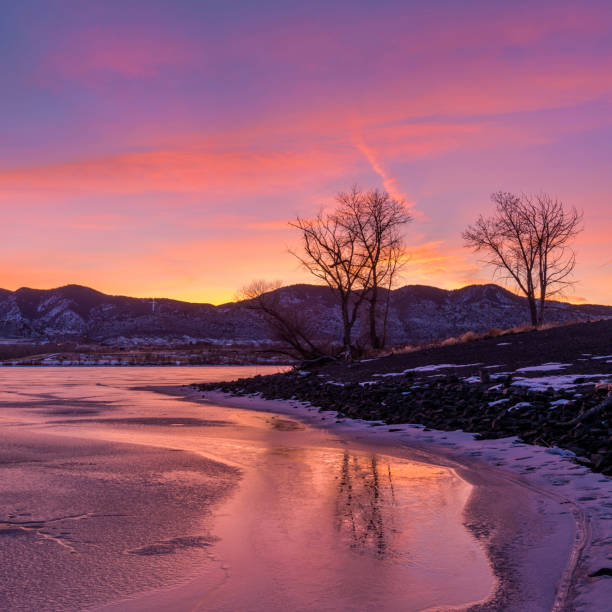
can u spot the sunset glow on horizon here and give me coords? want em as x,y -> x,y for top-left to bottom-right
2,1 -> 611,305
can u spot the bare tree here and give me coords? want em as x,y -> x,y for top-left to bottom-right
290,209 -> 371,359
522,194 -> 583,325
238,280 -> 325,360
463,192 -> 582,326
290,188 -> 412,357
337,188 -> 412,349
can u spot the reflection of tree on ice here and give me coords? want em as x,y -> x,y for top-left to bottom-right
334,451 -> 396,557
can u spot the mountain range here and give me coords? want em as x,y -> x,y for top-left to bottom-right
0,283 -> 610,348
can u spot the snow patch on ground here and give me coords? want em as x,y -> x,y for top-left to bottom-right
550,398 -> 572,407
511,373 -> 612,391
488,398 -> 510,407
489,372 -> 513,379
515,362 -> 572,373
508,401 -> 532,411
373,363 -> 482,377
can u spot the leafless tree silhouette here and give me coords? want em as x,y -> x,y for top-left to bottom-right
290,210 -> 370,359
290,188 -> 411,357
463,192 -> 582,326
337,187 -> 411,348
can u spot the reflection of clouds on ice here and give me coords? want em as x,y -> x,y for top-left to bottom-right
333,452 -> 454,562
203,390 -> 612,611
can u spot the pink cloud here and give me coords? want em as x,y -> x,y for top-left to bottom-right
0,146 -> 353,197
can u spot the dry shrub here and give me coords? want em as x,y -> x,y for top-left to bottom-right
390,343 -> 421,355
441,331 -> 478,346
388,319 -> 587,355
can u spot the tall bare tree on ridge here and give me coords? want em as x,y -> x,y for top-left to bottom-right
463,191 -> 582,326
336,187 -> 412,349
290,207 -> 370,359
291,187 -> 411,358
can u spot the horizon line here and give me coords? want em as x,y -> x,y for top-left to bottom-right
0,281 -> 607,308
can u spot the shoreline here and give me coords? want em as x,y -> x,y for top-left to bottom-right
177,386 -> 612,611
92,382 -> 498,612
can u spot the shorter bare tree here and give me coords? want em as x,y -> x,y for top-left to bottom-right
463,192 -> 582,326
238,280 -> 325,361
523,193 -> 583,325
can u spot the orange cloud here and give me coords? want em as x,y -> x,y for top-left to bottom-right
0,146 -> 352,197
396,241 -> 484,288
245,219 -> 292,231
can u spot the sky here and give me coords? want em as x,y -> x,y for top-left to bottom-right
1,0 -> 611,305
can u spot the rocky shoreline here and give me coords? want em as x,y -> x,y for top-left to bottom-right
195,320 -> 612,476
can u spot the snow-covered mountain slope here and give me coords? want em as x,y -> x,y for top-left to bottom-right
0,283 -> 609,346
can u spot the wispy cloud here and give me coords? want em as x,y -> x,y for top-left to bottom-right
352,133 -> 427,221
353,136 -> 406,202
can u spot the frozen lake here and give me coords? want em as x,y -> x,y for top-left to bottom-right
0,367 -> 495,611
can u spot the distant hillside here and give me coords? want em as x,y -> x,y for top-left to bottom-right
0,283 -> 610,347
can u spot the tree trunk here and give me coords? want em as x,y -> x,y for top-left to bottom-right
527,294 -> 538,326
381,287 -> 392,349
538,297 -> 546,327
537,277 -> 547,326
368,285 -> 381,349
340,298 -> 353,360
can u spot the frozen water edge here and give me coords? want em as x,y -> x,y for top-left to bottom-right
195,390 -> 612,612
